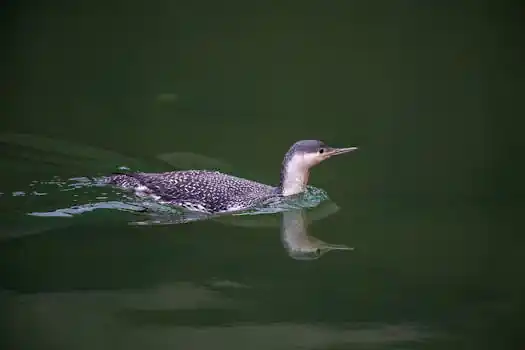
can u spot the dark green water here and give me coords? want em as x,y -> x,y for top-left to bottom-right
1,1 -> 524,349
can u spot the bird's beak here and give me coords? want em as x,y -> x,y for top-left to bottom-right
325,146 -> 358,157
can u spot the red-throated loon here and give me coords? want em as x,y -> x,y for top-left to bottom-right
106,140 -> 357,214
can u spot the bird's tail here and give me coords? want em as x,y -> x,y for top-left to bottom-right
103,171 -> 143,189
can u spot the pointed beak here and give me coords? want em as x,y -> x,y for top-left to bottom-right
325,146 -> 358,157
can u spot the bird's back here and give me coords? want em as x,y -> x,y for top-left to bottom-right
107,170 -> 278,213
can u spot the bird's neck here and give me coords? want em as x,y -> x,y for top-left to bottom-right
279,156 -> 310,196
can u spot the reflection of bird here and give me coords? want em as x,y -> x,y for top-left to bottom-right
106,140 -> 357,214
281,209 -> 353,260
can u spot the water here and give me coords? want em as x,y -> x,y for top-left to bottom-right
1,1 -> 524,349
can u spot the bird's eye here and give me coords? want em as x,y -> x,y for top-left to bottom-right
318,148 -> 325,154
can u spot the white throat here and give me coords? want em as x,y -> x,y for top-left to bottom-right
281,155 -> 311,196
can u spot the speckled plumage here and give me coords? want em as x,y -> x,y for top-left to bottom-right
107,170 -> 279,214
106,140 -> 356,214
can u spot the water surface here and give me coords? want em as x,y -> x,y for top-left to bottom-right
1,1 -> 524,349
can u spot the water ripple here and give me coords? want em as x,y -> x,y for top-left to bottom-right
13,174 -> 331,226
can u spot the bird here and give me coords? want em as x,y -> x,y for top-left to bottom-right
105,140 -> 357,214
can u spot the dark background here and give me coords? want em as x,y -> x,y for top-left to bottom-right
1,1 -> 524,349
